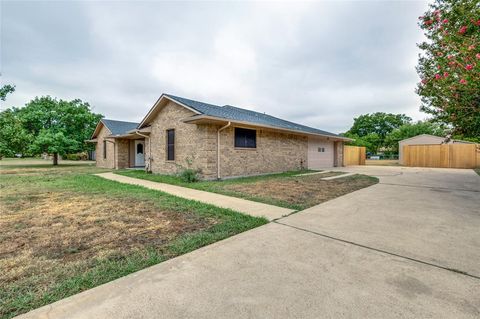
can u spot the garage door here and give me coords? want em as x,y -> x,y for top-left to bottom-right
308,137 -> 334,169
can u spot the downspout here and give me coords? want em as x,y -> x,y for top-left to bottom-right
136,131 -> 151,172
217,121 -> 231,180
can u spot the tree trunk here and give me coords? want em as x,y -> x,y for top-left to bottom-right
53,153 -> 58,166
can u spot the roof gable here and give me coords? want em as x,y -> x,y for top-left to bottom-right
91,119 -> 139,138
101,119 -> 139,135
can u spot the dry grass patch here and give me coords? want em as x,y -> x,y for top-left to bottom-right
1,192 -> 215,285
221,174 -> 378,210
119,170 -> 379,211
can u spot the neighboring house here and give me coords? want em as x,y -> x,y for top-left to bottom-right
398,134 -> 474,165
89,94 -> 350,179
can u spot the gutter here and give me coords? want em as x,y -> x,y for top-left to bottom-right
182,115 -> 351,142
217,121 -> 231,179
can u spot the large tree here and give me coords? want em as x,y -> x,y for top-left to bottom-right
15,96 -> 102,165
416,0 -> 480,139
344,112 -> 412,153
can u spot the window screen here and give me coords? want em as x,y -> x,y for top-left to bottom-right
234,128 -> 256,148
167,129 -> 175,160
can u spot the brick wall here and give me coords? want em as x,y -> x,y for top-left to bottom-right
115,139 -> 130,169
95,125 -> 133,169
217,126 -> 308,178
95,126 -> 115,169
148,101 -> 213,176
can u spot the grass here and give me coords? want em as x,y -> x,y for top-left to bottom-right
117,170 -> 379,211
0,157 -> 95,167
475,168 -> 480,176
0,161 -> 267,319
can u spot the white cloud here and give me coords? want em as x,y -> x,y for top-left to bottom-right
1,0 -> 429,133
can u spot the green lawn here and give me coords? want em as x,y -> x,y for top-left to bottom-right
117,170 -> 379,211
0,162 -> 267,319
475,168 -> 480,176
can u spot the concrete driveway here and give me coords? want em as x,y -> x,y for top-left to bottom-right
18,167 -> 480,319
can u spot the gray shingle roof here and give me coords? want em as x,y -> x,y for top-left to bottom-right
165,94 -> 341,138
101,119 -> 139,135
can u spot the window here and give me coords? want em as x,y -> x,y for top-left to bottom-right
318,147 -> 325,153
103,140 -> 107,159
136,143 -> 143,154
234,128 -> 256,148
166,129 -> 175,160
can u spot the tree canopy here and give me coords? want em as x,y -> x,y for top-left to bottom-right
384,121 -> 445,154
0,109 -> 32,158
344,112 -> 412,153
0,84 -> 15,102
343,112 -> 446,154
416,0 -> 480,139
0,96 -> 102,164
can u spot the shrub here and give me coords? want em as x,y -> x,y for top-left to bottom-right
178,168 -> 200,183
65,152 -> 88,161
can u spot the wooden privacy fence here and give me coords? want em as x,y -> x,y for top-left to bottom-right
403,144 -> 480,169
343,146 -> 366,166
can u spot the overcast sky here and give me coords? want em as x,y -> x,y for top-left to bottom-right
1,0 -> 429,133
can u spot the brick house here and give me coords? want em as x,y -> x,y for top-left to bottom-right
90,94 -> 350,179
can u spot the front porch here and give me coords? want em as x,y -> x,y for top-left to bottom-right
115,137 -> 146,169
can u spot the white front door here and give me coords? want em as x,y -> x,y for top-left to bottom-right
135,140 -> 145,166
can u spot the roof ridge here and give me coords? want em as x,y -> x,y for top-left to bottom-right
164,94 -> 221,112
164,93 -> 342,138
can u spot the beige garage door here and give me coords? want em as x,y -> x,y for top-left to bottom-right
308,137 -> 334,169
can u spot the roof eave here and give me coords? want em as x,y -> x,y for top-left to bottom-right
182,114 -> 350,141
126,126 -> 152,134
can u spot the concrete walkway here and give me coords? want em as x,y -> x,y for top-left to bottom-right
17,167 -> 480,318
321,172 -> 356,180
94,172 -> 294,221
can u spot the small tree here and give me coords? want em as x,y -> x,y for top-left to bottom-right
416,0 -> 480,138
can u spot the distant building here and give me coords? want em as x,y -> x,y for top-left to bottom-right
398,134 -> 474,164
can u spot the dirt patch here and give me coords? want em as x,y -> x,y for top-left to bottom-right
222,174 -> 377,209
0,191 -> 216,285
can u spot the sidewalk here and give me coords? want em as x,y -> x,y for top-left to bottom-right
94,173 -> 295,221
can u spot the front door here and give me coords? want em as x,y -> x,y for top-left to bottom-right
135,140 -> 145,166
